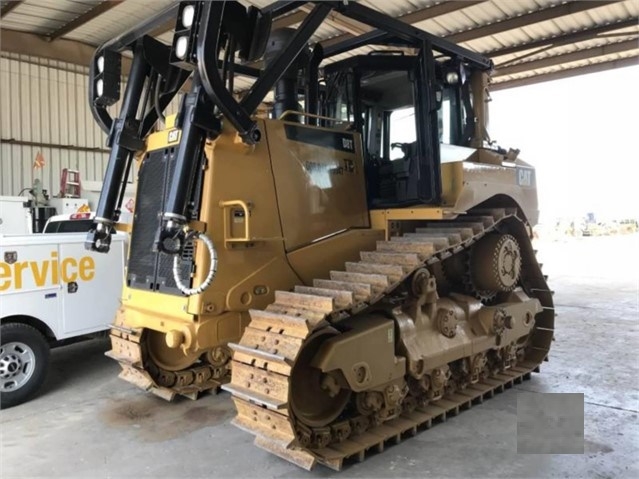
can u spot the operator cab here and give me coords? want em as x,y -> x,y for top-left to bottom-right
322,53 -> 477,209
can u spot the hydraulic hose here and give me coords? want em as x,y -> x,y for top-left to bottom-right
172,230 -> 217,296
154,74 -> 166,125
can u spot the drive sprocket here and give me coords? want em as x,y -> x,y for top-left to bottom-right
469,233 -> 522,299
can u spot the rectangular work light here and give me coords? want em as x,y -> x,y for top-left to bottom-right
170,2 -> 202,70
93,49 -> 122,106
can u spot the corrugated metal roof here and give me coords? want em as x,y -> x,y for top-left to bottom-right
66,0 -> 175,46
1,0 -> 637,90
0,0 -> 90,35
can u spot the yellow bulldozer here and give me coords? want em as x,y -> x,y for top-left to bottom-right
86,1 -> 554,470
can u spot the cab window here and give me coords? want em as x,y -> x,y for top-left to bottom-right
389,107 -> 416,160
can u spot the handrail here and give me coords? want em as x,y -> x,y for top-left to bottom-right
219,200 -> 252,246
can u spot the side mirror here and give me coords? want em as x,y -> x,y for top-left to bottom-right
239,6 -> 272,61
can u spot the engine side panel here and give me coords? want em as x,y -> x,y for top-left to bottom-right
441,149 -> 539,225
265,120 -> 369,252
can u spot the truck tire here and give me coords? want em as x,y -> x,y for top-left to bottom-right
0,323 -> 50,409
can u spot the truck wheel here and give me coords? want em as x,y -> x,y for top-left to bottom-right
0,323 -> 50,409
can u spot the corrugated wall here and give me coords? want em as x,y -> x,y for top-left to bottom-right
0,53 -> 181,198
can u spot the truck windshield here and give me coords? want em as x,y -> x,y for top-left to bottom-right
44,220 -> 94,233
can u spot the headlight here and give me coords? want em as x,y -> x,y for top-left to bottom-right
97,56 -> 104,73
182,4 -> 195,28
446,72 -> 459,85
96,79 -> 104,97
175,36 -> 189,60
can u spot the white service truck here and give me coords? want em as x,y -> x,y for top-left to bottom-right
0,214 -> 126,408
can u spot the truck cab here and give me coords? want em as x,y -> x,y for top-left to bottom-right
43,212 -> 96,233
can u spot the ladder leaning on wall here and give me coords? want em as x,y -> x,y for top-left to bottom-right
59,168 -> 81,198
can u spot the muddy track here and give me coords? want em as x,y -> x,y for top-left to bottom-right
223,207 -> 555,470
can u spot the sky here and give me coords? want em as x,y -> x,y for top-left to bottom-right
489,65 -> 639,224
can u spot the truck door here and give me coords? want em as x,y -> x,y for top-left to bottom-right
58,237 -> 125,337
0,241 -> 63,336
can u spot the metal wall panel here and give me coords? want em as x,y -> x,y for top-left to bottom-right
0,53 -> 181,198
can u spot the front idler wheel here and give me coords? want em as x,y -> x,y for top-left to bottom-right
146,329 -> 200,371
290,330 -> 351,428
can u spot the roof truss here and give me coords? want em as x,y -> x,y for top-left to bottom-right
446,0 -> 620,44
494,38 -> 639,77
0,0 -> 22,18
492,55 -> 638,90
488,17 -> 639,58
46,1 -> 124,41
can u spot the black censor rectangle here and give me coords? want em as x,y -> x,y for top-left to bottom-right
517,392 -> 585,454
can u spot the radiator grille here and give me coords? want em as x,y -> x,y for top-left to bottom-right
126,147 -> 196,295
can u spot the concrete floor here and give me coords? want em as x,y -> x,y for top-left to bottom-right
1,234 -> 637,478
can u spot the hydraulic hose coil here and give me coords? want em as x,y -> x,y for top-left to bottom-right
172,231 -> 217,296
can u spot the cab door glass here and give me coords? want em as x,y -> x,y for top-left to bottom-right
389,107 -> 416,160
439,98 -> 452,144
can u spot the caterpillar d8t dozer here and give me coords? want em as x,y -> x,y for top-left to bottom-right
86,0 -> 554,470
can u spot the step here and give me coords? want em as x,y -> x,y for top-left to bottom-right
248,309 -> 312,339
454,215 -> 495,228
236,326 -> 304,361
274,291 -> 334,313
329,271 -> 389,294
414,227 -> 474,241
376,240 -> 434,259
230,398 -> 297,445
293,286 -> 354,309
404,231 -> 462,243
254,435 -> 315,470
418,222 -> 484,234
231,361 -> 289,405
265,304 -> 327,326
229,343 -> 293,376
394,234 -> 452,250
360,251 -> 421,268
471,208 -> 506,220
344,262 -> 404,284
313,279 -> 372,303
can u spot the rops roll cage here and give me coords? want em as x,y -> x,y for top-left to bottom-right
85,0 -> 492,254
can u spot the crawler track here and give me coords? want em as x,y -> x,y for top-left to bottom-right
223,208 -> 554,470
107,323 -> 228,401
